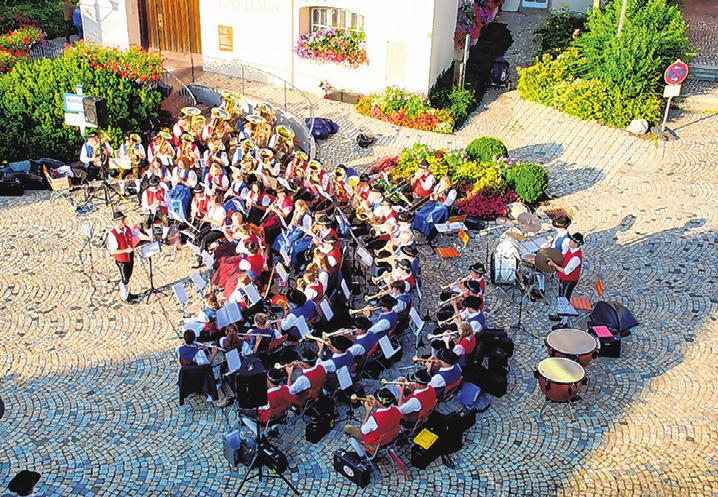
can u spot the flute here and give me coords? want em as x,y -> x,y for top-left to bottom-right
236,332 -> 275,338
193,342 -> 227,352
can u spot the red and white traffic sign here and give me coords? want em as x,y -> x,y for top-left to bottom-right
664,59 -> 689,86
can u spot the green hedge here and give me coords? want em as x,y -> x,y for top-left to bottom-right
518,0 -> 690,128
505,162 -> 549,203
0,1 -> 67,40
0,43 -> 162,162
535,10 -> 587,56
466,136 -> 509,162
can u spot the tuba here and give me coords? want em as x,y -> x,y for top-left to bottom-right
256,102 -> 276,128
246,114 -> 271,148
221,90 -> 243,127
273,125 -> 295,163
210,107 -> 230,143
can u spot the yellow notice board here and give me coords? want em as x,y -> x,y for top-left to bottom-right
218,25 -> 233,52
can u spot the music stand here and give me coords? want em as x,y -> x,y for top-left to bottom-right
509,268 -> 536,339
139,241 -> 164,302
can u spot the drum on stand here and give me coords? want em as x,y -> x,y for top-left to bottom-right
534,357 -> 586,403
545,328 -> 599,367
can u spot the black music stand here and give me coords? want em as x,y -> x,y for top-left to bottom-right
509,269 -> 536,338
77,221 -> 112,290
139,241 -> 165,303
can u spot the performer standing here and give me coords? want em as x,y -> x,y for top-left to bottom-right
106,211 -> 149,303
548,232 -> 584,300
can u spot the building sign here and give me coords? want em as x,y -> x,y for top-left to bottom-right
218,25 -> 233,51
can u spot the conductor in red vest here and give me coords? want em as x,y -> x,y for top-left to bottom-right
106,211 -> 149,303
343,388 -> 402,455
548,232 -> 584,300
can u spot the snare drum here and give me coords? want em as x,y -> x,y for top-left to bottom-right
535,357 -> 586,403
545,328 -> 599,366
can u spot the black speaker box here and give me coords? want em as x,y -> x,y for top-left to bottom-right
260,442 -> 288,473
234,357 -> 267,408
333,450 -> 371,487
82,96 -> 108,128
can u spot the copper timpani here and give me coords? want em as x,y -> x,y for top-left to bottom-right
535,357 -> 586,403
545,328 -> 599,367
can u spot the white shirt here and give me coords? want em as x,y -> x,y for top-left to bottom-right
207,205 -> 226,229
391,296 -> 407,314
288,375 -> 310,395
318,270 -> 329,290
461,310 -> 484,334
429,367 -> 455,388
398,396 -> 422,415
368,317 -> 391,335
348,343 -> 365,357
318,358 -> 336,374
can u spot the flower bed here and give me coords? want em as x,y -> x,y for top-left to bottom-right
0,25 -> 46,73
356,87 -> 454,134
295,28 -> 367,67
67,41 -> 162,83
369,138 -> 549,220
454,0 -> 504,50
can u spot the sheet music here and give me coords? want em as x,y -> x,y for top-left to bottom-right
190,271 -> 207,292
226,300 -> 242,323
173,283 -> 188,306
280,244 -> 291,267
319,299 -> 334,321
356,246 -> 373,266
244,284 -> 261,306
183,318 -> 205,333
139,241 -> 161,259
341,279 -> 351,300
79,222 -> 93,238
409,307 -> 424,334
378,336 -> 396,359
226,348 -> 241,374
216,306 -> 230,329
276,263 -> 288,283
435,223 -> 449,234
201,250 -> 214,270
241,416 -> 258,436
337,366 -> 353,390
296,316 -> 310,339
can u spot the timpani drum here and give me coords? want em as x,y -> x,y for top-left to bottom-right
545,328 -> 599,367
535,357 -> 586,403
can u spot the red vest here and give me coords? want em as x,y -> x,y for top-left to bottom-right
192,195 -> 209,216
405,386 -> 437,420
110,228 -> 133,263
144,187 -> 168,215
303,364 -> 327,396
259,385 -> 294,424
363,406 -> 402,447
412,172 -> 433,197
459,335 -> 476,356
557,249 -> 582,282
244,253 -> 265,278
308,282 -> 324,303
357,182 -> 370,200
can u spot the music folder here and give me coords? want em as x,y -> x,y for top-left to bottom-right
173,283 -> 188,306
190,271 -> 207,292
139,241 -> 161,259
296,316 -> 310,339
378,336 -> 396,360
409,307 -> 424,334
217,301 -> 243,329
276,263 -> 288,283
341,279 -> 351,300
337,366 -> 353,390
226,348 -> 241,374
319,299 -> 334,321
356,247 -> 373,266
244,283 -> 261,306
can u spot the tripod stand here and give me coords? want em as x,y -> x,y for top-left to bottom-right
235,406 -> 301,496
509,271 -> 537,339
139,241 -> 166,303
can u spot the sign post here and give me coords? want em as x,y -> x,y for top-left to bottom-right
661,60 -> 688,131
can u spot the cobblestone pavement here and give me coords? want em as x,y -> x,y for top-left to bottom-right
3,15 -> 718,497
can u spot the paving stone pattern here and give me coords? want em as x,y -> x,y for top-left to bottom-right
3,13 -> 718,497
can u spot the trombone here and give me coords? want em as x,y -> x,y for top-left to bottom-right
349,305 -> 379,316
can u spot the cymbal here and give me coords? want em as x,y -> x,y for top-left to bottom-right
517,212 -> 542,233
535,247 -> 563,273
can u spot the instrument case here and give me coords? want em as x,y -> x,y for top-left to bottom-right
305,416 -> 335,444
333,450 -> 371,486
590,329 -> 621,358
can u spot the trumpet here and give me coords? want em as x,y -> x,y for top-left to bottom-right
274,360 -> 304,370
427,330 -> 459,340
436,315 -> 459,327
304,335 -> 331,346
380,379 -> 411,387
349,305 -> 379,316
364,288 -> 392,302
350,394 -> 374,403
412,356 -> 441,364
440,276 -> 470,291
324,328 -> 354,338
441,293 -> 465,304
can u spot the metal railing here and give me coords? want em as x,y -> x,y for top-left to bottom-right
28,41 -> 64,61
158,69 -> 197,114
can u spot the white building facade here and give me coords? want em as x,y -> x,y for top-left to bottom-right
81,0 -> 461,96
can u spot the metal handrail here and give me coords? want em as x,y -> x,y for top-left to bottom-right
159,69 -> 197,107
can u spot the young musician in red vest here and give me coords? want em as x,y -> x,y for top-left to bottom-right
343,388 -> 402,455
287,349 -> 327,408
396,369 -> 437,425
106,211 -> 149,303
548,232 -> 584,300
141,175 -> 169,231
411,160 -> 435,198
258,367 -> 294,427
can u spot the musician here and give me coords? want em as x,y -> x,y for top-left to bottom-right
271,199 -> 312,260
317,335 -> 356,376
257,149 -> 280,179
237,241 -> 266,282
427,349 -> 462,396
300,265 -> 324,303
367,296 -> 399,337
116,133 -> 146,176
258,367 -> 294,427
172,158 -> 198,189
332,165 -> 353,205
411,161 -> 435,198
202,109 -> 230,143
226,168 -> 250,203
176,133 -> 201,164
280,289 -> 317,341
354,173 -> 371,202
389,280 -> 412,314
545,215 -> 572,254
231,139 -> 256,166
396,369 -> 437,425
548,232 -> 584,300
106,211 -> 149,303
190,183 -> 210,223
347,317 -> 380,359
177,329 -> 219,367
440,262 -> 486,302
147,132 -> 175,167
203,138 -> 229,170
452,295 -> 485,335
203,162 -> 230,197
448,322 -> 477,367
261,186 -> 293,244
287,349 -> 327,406
193,194 -> 226,268
79,131 -> 111,177
342,389 -> 402,454
141,176 -> 169,230
249,313 -> 275,356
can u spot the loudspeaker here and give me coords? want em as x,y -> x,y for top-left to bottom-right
82,96 -> 109,128
234,357 -> 267,408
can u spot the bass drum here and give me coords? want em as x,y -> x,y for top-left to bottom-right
491,253 -> 517,285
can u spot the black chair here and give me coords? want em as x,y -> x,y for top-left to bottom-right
178,364 -> 218,406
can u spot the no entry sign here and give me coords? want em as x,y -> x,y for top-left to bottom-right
664,59 -> 689,86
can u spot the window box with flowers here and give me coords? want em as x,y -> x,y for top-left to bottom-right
295,28 -> 368,67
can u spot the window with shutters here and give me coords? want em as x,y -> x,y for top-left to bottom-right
309,7 -> 364,32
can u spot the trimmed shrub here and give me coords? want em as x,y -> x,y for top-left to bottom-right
517,48 -> 581,106
0,42 -> 162,162
466,136 -> 508,162
553,78 -> 611,122
505,162 -> 549,203
0,1 -> 66,40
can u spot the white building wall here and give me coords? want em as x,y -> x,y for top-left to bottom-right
428,0 -> 459,91
80,0 -> 140,49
